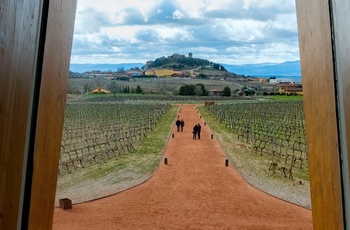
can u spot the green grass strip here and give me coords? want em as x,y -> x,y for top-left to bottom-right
266,95 -> 304,101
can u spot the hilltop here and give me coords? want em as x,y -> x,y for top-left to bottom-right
144,53 -> 245,79
144,53 -> 225,71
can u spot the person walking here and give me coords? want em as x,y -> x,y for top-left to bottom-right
180,119 -> 185,132
176,118 -> 181,132
197,123 -> 201,139
192,124 -> 198,140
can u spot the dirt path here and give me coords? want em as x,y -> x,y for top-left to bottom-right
53,104 -> 313,229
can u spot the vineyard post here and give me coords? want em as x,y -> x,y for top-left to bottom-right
248,107 -> 251,143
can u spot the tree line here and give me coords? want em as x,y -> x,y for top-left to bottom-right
107,81 -> 143,96
179,84 -> 232,96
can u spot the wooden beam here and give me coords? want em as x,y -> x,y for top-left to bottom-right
296,0 -> 344,229
0,2 -> 43,229
331,0 -> 350,227
0,0 -> 76,229
28,0 -> 77,229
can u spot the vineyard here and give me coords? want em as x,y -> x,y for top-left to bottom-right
59,103 -> 170,175
205,101 -> 308,181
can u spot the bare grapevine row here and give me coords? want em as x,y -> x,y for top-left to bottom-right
205,101 -> 307,180
59,103 -> 170,175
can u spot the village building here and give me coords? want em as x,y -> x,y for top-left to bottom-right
145,69 -> 183,77
209,89 -> 224,96
82,70 -> 113,78
279,84 -> 303,95
171,72 -> 185,78
247,77 -> 268,83
113,73 -> 131,81
126,69 -> 143,77
269,78 -> 279,84
89,87 -> 110,94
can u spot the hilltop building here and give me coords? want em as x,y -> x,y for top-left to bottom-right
169,53 -> 186,59
146,60 -> 154,66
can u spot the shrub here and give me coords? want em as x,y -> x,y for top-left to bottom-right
222,87 -> 232,96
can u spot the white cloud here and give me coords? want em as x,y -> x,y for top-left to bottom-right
100,26 -> 140,42
173,0 -> 207,18
77,0 -> 162,15
172,10 -> 186,19
71,0 -> 300,65
192,47 -> 218,53
243,0 -> 274,10
155,26 -> 193,41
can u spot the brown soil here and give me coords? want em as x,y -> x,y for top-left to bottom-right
53,104 -> 313,229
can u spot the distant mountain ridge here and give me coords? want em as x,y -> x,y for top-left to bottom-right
70,60 -> 301,77
222,60 -> 301,77
70,63 -> 144,73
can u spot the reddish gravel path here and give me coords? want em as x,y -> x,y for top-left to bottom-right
53,104 -> 313,230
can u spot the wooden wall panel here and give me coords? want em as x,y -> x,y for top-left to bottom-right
28,0 -> 77,229
296,0 -> 344,229
0,1 -> 42,229
332,0 -> 350,227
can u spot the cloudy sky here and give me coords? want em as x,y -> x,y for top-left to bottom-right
71,0 -> 300,65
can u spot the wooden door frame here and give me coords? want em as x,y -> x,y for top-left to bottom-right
296,0 -> 349,229
27,1 -> 77,228
330,0 -> 350,227
0,0 -> 349,229
0,0 -> 77,229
